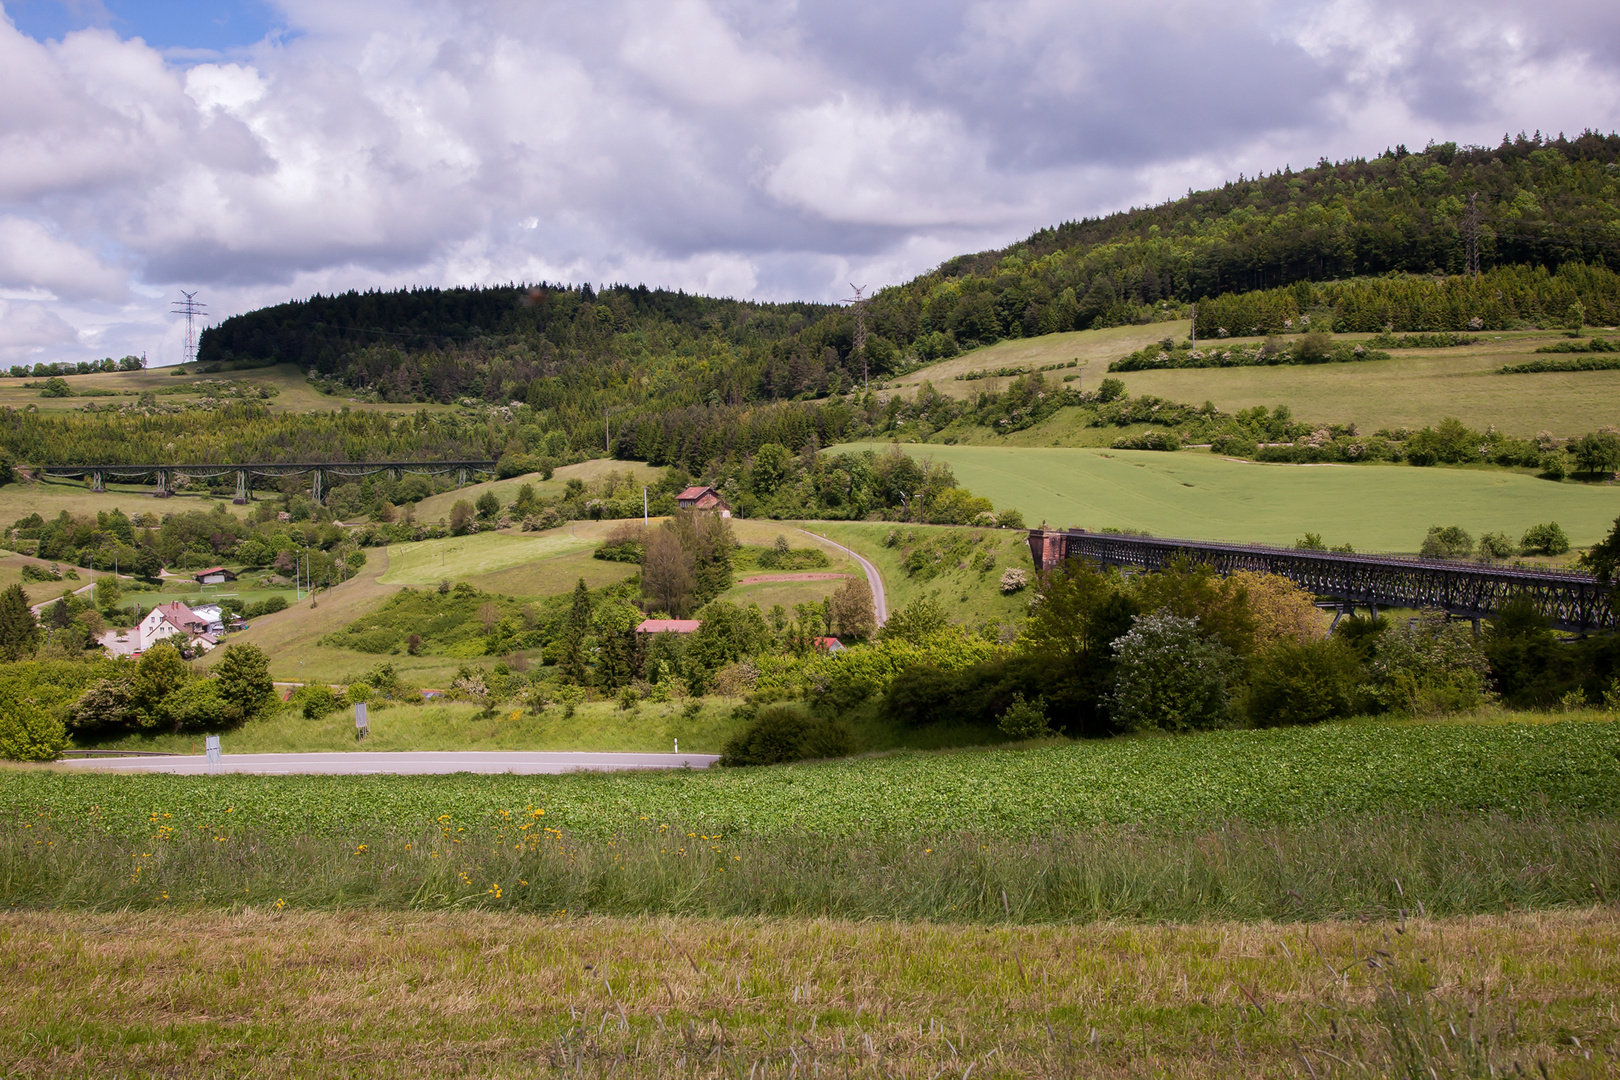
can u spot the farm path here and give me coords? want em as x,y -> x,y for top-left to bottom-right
54,750 -> 719,775
790,528 -> 887,626
28,578 -> 97,615
734,572 -> 853,584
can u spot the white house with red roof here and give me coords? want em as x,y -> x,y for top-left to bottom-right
674,486 -> 731,517
136,601 -> 216,653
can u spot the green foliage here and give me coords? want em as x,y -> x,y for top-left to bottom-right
297,684 -> 343,720
0,583 -> 39,660
878,597 -> 949,643
130,643 -> 190,730
320,585 -> 546,657
1111,335 -> 1385,371
1419,525 -> 1473,559
1240,637 -> 1365,727
996,693 -> 1050,739
213,644 -> 275,724
1580,515 -> 1620,588
719,702 -> 855,766
1518,522 -> 1570,556
1571,429 -> 1620,476
1108,611 -> 1238,733
1477,531 -> 1515,560
475,490 -> 501,520
0,696 -> 67,761
753,536 -> 830,571
162,678 -> 226,732
1367,612 -> 1493,716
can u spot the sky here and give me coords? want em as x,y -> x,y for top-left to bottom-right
1,0 -> 1617,367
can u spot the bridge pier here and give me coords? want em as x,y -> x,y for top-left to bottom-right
234,469 -> 250,504
153,469 -> 170,498
311,469 -> 323,503
457,467 -> 468,487
90,470 -> 104,493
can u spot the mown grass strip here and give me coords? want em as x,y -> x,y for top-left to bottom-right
6,717 -> 1618,839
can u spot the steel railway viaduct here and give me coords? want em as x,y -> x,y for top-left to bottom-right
36,461 -> 497,503
1028,528 -> 1616,634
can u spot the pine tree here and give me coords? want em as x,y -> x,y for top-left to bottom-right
560,578 -> 591,685
0,584 -> 39,661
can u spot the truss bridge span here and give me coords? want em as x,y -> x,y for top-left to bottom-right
1027,529 -> 1615,634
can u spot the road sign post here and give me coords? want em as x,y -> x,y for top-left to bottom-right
205,735 -> 221,775
355,702 -> 369,741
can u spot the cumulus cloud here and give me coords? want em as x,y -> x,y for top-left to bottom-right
0,0 -> 1616,365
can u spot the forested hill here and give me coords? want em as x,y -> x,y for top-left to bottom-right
197,128 -> 1620,415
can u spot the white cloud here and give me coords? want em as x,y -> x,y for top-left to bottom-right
0,300 -> 80,363
0,0 -> 1615,366
0,217 -> 127,301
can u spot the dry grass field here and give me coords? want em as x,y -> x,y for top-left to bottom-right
888,324 -> 1620,438
0,907 -> 1613,1078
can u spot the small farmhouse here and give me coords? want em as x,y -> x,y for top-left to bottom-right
136,601 -> 211,652
195,567 -> 237,585
190,603 -> 228,635
814,637 -> 847,654
674,486 -> 731,517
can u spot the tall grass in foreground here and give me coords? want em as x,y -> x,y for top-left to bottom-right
6,811 -> 1615,921
2,907 -> 1614,1078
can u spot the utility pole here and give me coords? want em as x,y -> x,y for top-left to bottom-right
1465,193 -> 1481,277
643,487 -> 648,526
843,284 -> 869,389
1189,302 -> 1197,349
170,291 -> 207,367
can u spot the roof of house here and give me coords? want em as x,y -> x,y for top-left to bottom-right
153,601 -> 206,629
815,636 -> 846,651
675,486 -> 716,501
636,618 -> 702,634
195,566 -> 233,577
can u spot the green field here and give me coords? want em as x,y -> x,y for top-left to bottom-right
19,715 -> 1618,839
802,521 -> 1031,625
409,459 -> 668,523
381,530 -> 600,585
832,441 -> 1620,551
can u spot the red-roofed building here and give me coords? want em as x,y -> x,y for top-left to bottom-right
675,486 -> 731,517
194,566 -> 237,585
636,618 -> 702,635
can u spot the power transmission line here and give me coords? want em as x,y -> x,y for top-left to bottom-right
843,284 -> 868,388
170,291 -> 207,366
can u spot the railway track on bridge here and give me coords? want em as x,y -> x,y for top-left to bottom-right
1028,529 -> 1615,633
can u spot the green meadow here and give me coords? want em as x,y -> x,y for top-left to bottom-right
833,441 -> 1620,552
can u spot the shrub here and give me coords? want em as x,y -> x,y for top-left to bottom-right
719,703 -> 855,766
996,693 -> 1051,739
1108,611 -> 1237,733
999,568 -> 1028,594
213,643 -> 274,723
1367,611 -> 1492,716
1519,522 -> 1570,556
1477,531 -> 1515,560
164,679 -> 226,732
0,697 -> 67,761
298,684 -> 343,719
345,682 -> 372,705
1419,525 -> 1473,560
1240,637 -> 1365,727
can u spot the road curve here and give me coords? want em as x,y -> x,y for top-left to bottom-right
53,751 -> 719,775
792,528 -> 887,626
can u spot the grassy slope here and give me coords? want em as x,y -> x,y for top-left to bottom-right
0,363 -> 455,415
72,697 -> 750,756
2,908 -> 1612,1079
0,553 -> 109,607
801,521 -> 1031,625
830,441 -> 1620,552
409,459 -> 667,523
890,324 -> 1620,438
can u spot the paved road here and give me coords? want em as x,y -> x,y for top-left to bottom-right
55,751 -> 720,775
793,528 -> 888,626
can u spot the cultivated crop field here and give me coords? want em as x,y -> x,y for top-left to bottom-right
832,441 -> 1620,551
14,716 -> 1618,840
